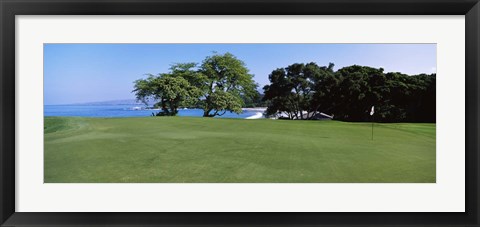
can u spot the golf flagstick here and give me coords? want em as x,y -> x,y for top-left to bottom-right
370,106 -> 374,140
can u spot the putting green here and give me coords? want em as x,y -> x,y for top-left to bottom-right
44,117 -> 435,183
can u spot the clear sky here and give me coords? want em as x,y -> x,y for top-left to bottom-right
44,43 -> 436,105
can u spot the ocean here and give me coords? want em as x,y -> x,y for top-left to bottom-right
44,105 -> 264,119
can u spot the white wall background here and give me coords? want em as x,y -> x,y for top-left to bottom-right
16,15 -> 465,212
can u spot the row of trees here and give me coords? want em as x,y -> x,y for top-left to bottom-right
263,63 -> 436,122
133,53 -> 436,122
133,53 -> 259,117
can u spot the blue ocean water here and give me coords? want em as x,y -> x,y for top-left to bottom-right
44,105 -> 262,119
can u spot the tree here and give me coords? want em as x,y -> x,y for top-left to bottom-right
263,62 -> 336,120
263,62 -> 435,123
333,65 -> 386,121
242,93 -> 266,108
207,90 -> 243,116
308,62 -> 338,116
133,74 -> 201,116
199,52 -> 258,117
169,62 -> 207,88
333,66 -> 435,122
263,68 -> 298,119
132,53 -> 258,118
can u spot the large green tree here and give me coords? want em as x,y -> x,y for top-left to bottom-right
263,63 -> 436,122
263,62 -> 336,120
332,65 -> 386,121
133,74 -> 201,116
199,52 -> 258,117
168,62 -> 207,88
332,66 -> 435,122
133,53 -> 258,117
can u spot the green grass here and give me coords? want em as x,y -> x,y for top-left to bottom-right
44,117 -> 435,183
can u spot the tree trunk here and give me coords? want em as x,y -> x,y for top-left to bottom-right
203,109 -> 213,117
169,101 -> 175,116
161,99 -> 170,115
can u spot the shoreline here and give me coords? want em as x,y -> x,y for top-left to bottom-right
242,107 -> 267,112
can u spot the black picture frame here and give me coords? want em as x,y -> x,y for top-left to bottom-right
1,0 -> 479,226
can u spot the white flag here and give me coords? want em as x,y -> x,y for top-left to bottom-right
370,106 -> 374,116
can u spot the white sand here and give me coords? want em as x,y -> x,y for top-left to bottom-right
242,107 -> 267,112
245,112 -> 264,119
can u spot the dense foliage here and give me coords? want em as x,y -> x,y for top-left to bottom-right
263,63 -> 436,123
199,53 -> 259,117
133,53 -> 259,117
134,53 -> 435,122
133,74 -> 201,116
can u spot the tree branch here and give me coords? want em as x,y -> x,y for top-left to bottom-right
217,110 -> 227,116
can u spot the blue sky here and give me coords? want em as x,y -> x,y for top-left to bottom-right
44,44 -> 436,105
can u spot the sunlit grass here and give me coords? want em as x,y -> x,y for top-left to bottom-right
44,117 -> 435,183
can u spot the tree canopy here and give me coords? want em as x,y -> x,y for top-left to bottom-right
263,62 -> 337,120
263,63 -> 435,123
199,52 -> 259,117
133,53 -> 259,117
133,73 -> 201,116
134,53 -> 435,122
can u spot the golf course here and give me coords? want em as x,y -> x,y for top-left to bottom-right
44,117 -> 436,183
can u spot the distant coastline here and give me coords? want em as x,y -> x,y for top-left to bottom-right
47,100 -> 268,111
47,99 -> 150,106
44,103 -> 266,119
